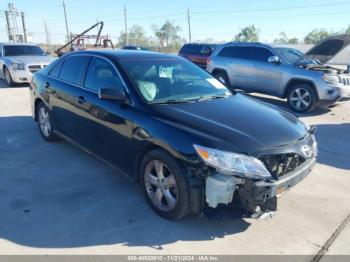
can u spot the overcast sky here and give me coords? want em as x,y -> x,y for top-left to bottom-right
1,0 -> 349,44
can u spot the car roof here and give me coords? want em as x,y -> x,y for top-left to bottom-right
183,43 -> 217,46
66,49 -> 182,60
221,41 -> 272,49
0,42 -> 40,46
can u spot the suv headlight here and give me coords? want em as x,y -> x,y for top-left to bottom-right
323,74 -> 339,83
194,145 -> 272,179
12,63 -> 25,70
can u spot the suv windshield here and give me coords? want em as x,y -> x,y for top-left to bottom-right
274,47 -> 304,64
122,59 -> 231,104
3,45 -> 46,56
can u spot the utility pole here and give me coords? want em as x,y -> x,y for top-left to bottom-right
44,21 -> 52,54
5,10 -> 12,41
62,0 -> 71,48
21,12 -> 27,42
124,5 -> 128,45
187,8 -> 192,43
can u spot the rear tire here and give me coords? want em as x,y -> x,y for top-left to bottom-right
287,84 -> 317,113
4,67 -> 15,87
36,102 -> 56,142
140,149 -> 191,220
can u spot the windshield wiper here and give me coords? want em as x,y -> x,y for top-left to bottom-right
196,94 -> 229,102
153,99 -> 195,105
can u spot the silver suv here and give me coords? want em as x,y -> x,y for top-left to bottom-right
207,42 -> 350,112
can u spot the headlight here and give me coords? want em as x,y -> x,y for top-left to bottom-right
194,145 -> 272,179
12,63 -> 25,70
323,74 -> 339,83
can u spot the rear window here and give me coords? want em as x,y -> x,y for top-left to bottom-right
218,46 -> 253,60
59,56 -> 90,85
181,45 -> 201,54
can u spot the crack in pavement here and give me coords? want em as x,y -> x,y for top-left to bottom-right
311,212 -> 350,262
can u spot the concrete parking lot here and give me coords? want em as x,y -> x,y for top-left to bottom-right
0,80 -> 350,259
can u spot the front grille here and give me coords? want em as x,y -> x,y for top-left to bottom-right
260,153 -> 306,179
339,75 -> 350,86
29,65 -> 42,74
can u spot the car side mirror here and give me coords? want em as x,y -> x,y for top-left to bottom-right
268,56 -> 280,64
98,88 -> 127,102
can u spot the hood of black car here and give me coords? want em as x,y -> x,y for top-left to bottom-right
305,34 -> 350,64
152,94 -> 308,154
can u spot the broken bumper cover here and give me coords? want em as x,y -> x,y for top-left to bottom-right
238,156 -> 317,212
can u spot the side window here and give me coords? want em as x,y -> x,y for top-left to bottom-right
231,46 -> 254,60
0,46 -> 2,56
48,60 -> 64,78
59,56 -> 90,85
187,45 -> 201,54
84,57 -> 124,92
217,46 -> 253,60
217,47 -> 233,57
253,47 -> 274,62
180,45 -> 189,53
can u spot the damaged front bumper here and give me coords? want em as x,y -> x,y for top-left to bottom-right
205,156 -> 316,215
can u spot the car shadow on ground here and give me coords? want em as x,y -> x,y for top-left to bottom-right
0,116 -> 250,249
0,79 -> 28,89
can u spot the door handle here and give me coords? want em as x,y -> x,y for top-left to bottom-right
75,95 -> 85,104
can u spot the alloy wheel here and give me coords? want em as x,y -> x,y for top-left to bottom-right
289,88 -> 311,111
144,160 -> 178,212
38,106 -> 52,138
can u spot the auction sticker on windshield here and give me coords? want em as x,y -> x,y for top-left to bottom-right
159,66 -> 173,78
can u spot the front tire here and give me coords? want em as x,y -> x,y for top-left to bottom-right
287,84 -> 317,113
36,102 -> 56,142
4,67 -> 15,87
140,149 -> 191,220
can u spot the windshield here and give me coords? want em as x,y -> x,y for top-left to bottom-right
121,59 -> 231,104
274,47 -> 304,64
3,45 -> 47,56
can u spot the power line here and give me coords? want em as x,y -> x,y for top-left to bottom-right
191,0 -> 350,14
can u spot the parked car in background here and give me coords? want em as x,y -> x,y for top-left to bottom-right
0,42 -> 56,87
179,43 -> 217,69
207,41 -> 350,113
122,45 -> 150,51
30,50 -> 317,220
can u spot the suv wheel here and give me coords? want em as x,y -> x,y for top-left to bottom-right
4,67 -> 15,87
36,102 -> 56,141
213,71 -> 230,88
287,84 -> 316,113
140,149 -> 191,220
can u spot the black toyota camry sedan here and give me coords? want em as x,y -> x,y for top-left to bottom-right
30,50 -> 317,220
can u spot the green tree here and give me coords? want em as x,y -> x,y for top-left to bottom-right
152,20 -> 183,52
117,25 -> 150,47
345,25 -> 350,34
273,32 -> 299,44
304,29 -> 331,44
288,37 -> 300,44
273,32 -> 289,44
234,25 -> 259,42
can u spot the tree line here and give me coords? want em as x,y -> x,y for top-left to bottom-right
117,21 -> 350,52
